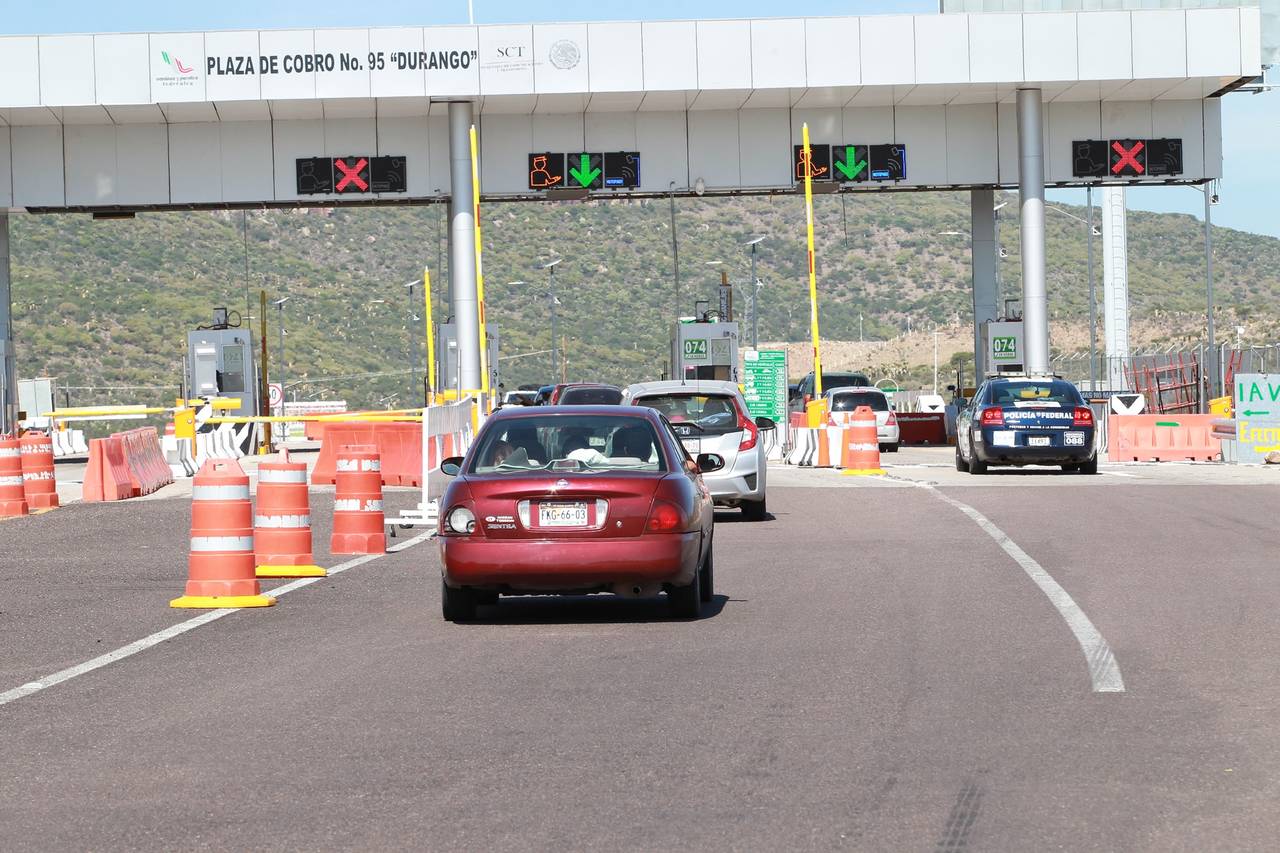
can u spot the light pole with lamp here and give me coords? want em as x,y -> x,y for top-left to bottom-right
539,259 -> 562,381
403,279 -> 421,402
271,296 -> 290,405
1200,181 -> 1219,401
744,236 -> 764,349
1045,202 -> 1102,390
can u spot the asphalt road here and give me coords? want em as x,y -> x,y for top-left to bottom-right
2,460 -> 1280,850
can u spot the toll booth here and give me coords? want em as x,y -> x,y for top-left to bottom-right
437,323 -> 499,395
981,320 -> 1026,377
672,321 -> 740,383
187,319 -> 259,418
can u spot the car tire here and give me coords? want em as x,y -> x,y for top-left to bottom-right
441,579 -> 478,622
699,542 -> 715,603
1077,455 -> 1098,475
955,445 -> 968,471
883,443 -> 899,453
968,437 -> 988,475
669,567 -> 702,619
742,497 -> 767,522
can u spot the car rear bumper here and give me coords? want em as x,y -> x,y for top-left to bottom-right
877,425 -> 900,444
705,464 -> 765,504
440,532 -> 701,591
974,445 -> 1094,465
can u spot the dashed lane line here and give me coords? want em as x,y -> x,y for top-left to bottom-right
915,482 -> 1125,693
0,530 -> 436,707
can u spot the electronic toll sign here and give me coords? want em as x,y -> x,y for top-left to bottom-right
1071,138 -> 1182,178
527,152 -> 641,191
794,143 -> 906,183
295,156 -> 407,195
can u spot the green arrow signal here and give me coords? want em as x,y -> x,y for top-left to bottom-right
1242,409 -> 1272,416
833,148 -> 867,181
568,154 -> 601,188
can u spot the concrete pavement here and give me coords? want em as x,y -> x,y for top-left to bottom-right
2,464 -> 1279,850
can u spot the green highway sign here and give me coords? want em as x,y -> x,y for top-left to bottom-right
993,336 -> 1017,360
743,349 -> 787,424
683,338 -> 708,361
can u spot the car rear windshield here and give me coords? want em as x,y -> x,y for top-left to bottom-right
986,380 -> 1083,407
831,391 -> 888,412
469,415 -> 666,474
820,374 -> 872,391
559,387 -> 623,405
632,393 -> 742,436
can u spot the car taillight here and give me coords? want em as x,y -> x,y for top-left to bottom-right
886,411 -> 897,427
803,394 -> 811,405
738,410 -> 758,451
1073,406 -> 1094,426
980,407 -> 1004,426
646,500 -> 683,533
444,506 -> 476,535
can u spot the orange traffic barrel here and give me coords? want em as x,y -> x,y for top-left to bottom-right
331,444 -> 386,555
20,431 -> 59,510
840,405 -> 885,476
255,451 -> 326,578
0,437 -> 30,518
171,458 -> 276,609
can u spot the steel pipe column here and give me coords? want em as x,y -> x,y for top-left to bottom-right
970,189 -> 999,379
1016,88 -> 1049,376
447,101 -> 481,394
0,213 -> 15,434
1101,187 -> 1131,391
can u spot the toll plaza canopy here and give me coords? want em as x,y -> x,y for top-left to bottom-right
0,8 -> 1263,210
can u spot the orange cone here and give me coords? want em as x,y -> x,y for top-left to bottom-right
815,428 -> 832,468
840,405 -> 885,476
171,458 -> 276,608
331,445 -> 386,555
255,451 -> 326,578
1,437 -> 30,518
20,431 -> 59,510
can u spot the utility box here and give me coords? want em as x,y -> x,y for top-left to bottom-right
981,320 -> 1026,376
437,323 -> 499,394
187,327 -> 258,417
672,321 -> 740,383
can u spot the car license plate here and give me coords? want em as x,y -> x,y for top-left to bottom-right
538,502 -> 589,527
681,439 -> 700,454
992,431 -> 1015,447
1028,436 -> 1051,447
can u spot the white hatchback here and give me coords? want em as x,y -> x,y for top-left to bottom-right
623,380 -> 774,521
826,387 -> 900,452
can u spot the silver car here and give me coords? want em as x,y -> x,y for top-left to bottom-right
623,380 -> 773,521
826,387 -> 900,452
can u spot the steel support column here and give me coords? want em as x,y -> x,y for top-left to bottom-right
447,102 -> 480,394
1101,187 -> 1131,391
1016,88 -> 1049,375
0,213 -> 15,434
970,189 -> 998,379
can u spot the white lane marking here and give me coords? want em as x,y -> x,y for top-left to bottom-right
0,530 -> 435,707
1101,470 -> 1140,478
916,482 -> 1125,693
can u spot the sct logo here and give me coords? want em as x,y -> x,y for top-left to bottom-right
496,45 -> 526,59
161,51 -> 195,75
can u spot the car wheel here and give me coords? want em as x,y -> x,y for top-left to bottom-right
668,567 -> 703,619
955,445 -> 968,471
742,497 -> 767,521
968,436 -> 988,475
884,443 -> 899,453
1077,455 -> 1098,475
441,578 -> 478,622
699,542 -> 714,603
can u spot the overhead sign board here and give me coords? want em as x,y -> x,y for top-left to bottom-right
793,143 -> 906,183
295,156 -> 407,195
1071,138 -> 1183,178
526,152 -> 640,191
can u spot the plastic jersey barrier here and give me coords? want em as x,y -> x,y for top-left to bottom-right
1107,414 -> 1221,463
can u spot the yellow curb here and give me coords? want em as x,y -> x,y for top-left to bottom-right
170,594 -> 277,609
840,468 -> 886,476
255,565 -> 328,578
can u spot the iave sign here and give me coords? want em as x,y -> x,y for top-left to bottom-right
1230,374 -> 1280,463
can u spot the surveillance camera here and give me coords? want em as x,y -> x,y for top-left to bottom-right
1210,193 -> 1220,205
694,177 -> 706,197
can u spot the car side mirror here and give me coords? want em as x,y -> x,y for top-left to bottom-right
946,384 -> 956,392
696,453 -> 725,474
441,457 -> 464,476
754,416 -> 776,431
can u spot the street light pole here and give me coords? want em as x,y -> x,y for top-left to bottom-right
272,296 -> 290,413
404,280 -> 418,401
669,182 -> 680,321
745,236 -> 764,349
540,259 -> 562,381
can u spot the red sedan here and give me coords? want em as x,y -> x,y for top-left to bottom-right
437,406 -> 721,621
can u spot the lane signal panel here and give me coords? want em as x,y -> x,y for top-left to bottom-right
528,152 -> 641,190
296,156 -> 407,195
794,144 -> 907,183
1071,138 -> 1183,178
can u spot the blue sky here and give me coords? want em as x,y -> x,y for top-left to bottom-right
5,1 -> 1276,237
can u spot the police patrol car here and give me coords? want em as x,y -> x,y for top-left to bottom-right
956,376 -> 1097,474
